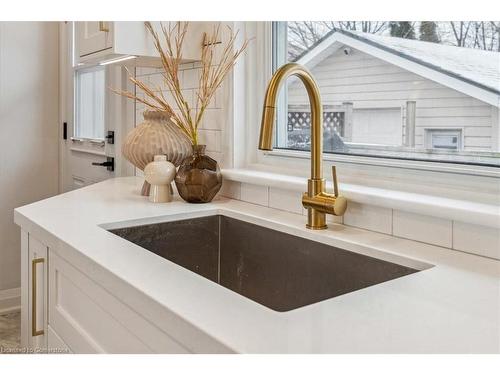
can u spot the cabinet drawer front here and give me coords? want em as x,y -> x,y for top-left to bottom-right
49,251 -> 189,353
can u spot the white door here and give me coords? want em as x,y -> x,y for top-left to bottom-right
76,21 -> 113,57
352,108 -> 403,146
59,22 -> 134,193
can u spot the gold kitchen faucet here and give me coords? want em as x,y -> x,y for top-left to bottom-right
258,63 -> 347,229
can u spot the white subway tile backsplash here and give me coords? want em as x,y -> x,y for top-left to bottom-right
135,67 -> 160,76
198,130 -> 221,152
179,62 -> 195,71
343,202 -> 392,234
181,68 -> 200,89
240,183 -> 269,206
393,210 -> 452,248
201,109 -> 224,130
158,89 -> 194,110
219,180 -> 241,200
269,187 -> 303,214
148,73 -> 164,89
213,87 -> 224,109
453,221 -> 500,259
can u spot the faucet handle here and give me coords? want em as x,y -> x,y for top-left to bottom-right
332,165 -> 339,197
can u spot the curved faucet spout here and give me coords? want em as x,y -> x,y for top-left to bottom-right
258,62 -> 323,180
258,62 -> 347,230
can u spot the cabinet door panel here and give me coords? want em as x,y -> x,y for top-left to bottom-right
77,21 -> 113,57
49,251 -> 189,353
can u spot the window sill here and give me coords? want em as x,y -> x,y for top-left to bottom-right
221,168 -> 500,229
70,147 -> 106,157
265,149 -> 500,177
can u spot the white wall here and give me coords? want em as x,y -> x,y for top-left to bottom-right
288,47 -> 496,151
0,22 -> 59,292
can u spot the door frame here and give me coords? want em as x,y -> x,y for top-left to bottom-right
58,21 -> 135,193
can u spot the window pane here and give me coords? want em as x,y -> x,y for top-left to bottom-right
75,67 -> 105,139
426,129 -> 462,151
274,21 -> 500,167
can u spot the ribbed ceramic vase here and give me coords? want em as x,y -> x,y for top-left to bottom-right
175,145 -> 222,203
122,111 -> 192,196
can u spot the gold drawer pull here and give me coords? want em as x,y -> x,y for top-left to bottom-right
99,21 -> 109,33
32,257 -> 45,337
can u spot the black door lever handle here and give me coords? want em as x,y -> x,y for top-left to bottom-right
92,157 -> 114,171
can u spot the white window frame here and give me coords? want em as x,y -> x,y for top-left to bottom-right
424,128 -> 464,151
230,22 -> 499,202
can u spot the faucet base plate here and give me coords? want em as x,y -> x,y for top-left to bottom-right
306,224 -> 328,230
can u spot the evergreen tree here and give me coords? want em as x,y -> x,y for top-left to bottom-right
389,21 -> 416,39
419,21 -> 440,43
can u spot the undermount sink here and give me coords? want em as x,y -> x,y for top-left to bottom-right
109,215 -> 419,312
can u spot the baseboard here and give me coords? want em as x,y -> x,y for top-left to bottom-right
0,287 -> 21,314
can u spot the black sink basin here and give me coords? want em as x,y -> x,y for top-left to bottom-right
109,215 -> 419,312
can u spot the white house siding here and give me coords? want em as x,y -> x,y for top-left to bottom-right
288,47 -> 496,151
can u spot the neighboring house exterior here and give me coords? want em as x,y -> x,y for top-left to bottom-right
287,30 -> 500,155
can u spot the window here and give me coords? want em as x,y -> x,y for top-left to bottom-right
75,66 -> 105,139
272,21 -> 500,167
425,129 -> 462,151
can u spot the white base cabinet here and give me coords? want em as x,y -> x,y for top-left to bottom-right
20,231 -> 49,352
20,231 -> 197,353
47,326 -> 71,353
48,251 -> 188,353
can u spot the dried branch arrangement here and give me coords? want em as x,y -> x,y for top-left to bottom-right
114,22 -> 250,146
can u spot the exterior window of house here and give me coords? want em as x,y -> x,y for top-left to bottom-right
74,66 -> 105,140
272,21 -> 500,167
425,129 -> 462,151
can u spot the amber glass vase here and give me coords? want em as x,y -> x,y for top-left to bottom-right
174,145 -> 222,203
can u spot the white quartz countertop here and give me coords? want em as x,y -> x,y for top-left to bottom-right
14,177 -> 500,353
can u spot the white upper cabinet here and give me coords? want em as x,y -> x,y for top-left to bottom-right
75,21 -> 216,66
77,21 -> 113,58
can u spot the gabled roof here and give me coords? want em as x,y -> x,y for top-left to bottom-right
296,30 -> 500,107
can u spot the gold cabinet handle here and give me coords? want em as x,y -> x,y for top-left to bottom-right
99,21 -> 109,33
32,258 -> 45,337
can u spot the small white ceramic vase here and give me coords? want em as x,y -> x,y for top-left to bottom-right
144,155 -> 176,203
122,111 -> 192,196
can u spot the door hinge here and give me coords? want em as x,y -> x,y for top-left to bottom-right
63,122 -> 68,140
105,130 -> 115,144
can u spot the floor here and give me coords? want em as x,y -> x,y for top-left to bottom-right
0,311 -> 21,353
